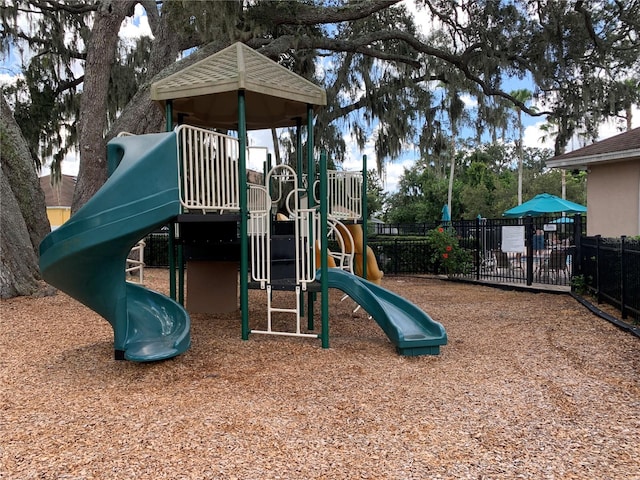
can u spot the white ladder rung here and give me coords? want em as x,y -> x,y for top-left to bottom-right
256,285 -> 312,337
269,307 -> 298,314
250,330 -> 319,338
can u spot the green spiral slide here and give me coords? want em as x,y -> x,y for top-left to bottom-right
39,132 -> 190,362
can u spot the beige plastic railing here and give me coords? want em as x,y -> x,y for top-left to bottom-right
125,240 -> 145,283
249,185 -> 271,288
176,124 -> 240,213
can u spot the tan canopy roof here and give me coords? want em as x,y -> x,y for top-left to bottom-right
150,42 -> 327,130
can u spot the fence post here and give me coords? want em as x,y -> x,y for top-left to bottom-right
595,235 -> 602,304
475,217 -> 481,280
620,236 -> 627,319
525,216 -> 533,286
394,238 -> 399,275
573,214 -> 582,285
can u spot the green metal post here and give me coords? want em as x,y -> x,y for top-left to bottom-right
165,101 -> 177,301
177,223 -> 184,300
306,106 -> 315,208
266,153 -> 272,203
320,151 -> 329,348
178,242 -> 184,304
296,117 -> 303,189
168,225 -> 176,300
238,92 -> 250,340
175,110 -> 185,305
362,155 -> 368,281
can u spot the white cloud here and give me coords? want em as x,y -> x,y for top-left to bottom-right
383,157 -> 416,193
401,0 -> 438,36
119,4 -> 153,41
0,72 -> 22,88
39,148 -> 79,178
460,93 -> 478,109
522,120 -> 554,150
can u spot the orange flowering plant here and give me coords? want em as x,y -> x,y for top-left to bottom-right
425,225 -> 472,276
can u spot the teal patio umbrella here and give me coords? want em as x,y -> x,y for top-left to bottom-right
503,193 -> 586,218
441,204 -> 451,222
551,216 -> 574,223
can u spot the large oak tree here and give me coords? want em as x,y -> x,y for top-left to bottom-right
1,0 -> 638,295
0,95 -> 50,298
3,1 -> 638,204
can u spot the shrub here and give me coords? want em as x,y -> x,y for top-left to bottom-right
425,226 -> 472,276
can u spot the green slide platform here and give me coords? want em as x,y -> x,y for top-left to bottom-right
320,269 -> 447,356
39,132 -> 190,362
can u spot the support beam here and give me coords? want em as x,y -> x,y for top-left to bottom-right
362,155 -> 368,281
166,100 -> 177,301
239,92 -> 250,340
320,151 -> 329,348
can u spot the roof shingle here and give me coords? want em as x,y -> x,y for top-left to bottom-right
39,175 -> 75,207
550,127 -> 640,162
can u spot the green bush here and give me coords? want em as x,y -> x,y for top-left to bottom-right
425,226 -> 473,276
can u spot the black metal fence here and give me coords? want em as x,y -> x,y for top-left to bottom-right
140,216 -> 639,322
370,215 -> 586,288
368,238 -> 430,275
579,236 -> 640,321
144,231 -> 172,267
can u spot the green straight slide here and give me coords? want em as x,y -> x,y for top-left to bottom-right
39,132 -> 190,362
320,269 -> 447,355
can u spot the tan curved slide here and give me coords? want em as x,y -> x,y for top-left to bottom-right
316,222 -> 384,285
344,224 -> 384,285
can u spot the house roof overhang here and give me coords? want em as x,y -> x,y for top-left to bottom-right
546,127 -> 640,170
150,42 -> 327,130
546,148 -> 640,169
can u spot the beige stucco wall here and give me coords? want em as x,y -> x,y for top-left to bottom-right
587,159 -> 640,237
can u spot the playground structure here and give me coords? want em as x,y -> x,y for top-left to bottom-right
39,42 -> 446,362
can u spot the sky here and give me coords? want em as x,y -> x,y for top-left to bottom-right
1,2 -> 638,190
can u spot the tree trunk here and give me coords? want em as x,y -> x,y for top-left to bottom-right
72,1 -> 215,212
447,133 -> 456,218
0,96 -> 51,298
271,128 -> 281,165
517,111 -> 523,205
72,0 -> 136,213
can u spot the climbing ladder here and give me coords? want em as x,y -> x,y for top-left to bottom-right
249,165 -> 321,338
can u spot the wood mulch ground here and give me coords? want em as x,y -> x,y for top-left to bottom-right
1,269 -> 638,479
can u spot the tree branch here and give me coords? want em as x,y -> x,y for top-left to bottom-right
28,0 -> 99,15
262,0 -> 402,26
12,32 -> 86,60
55,75 -> 84,94
574,0 -> 602,49
270,31 -> 549,117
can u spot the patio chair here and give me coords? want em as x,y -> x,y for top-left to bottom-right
548,249 -> 569,282
537,249 -> 569,283
493,250 -> 511,271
